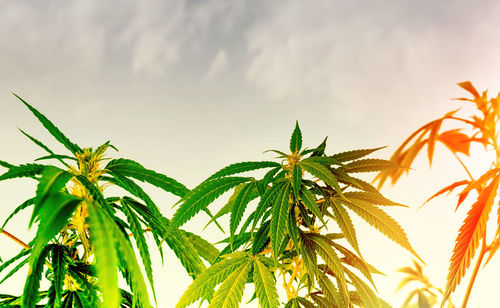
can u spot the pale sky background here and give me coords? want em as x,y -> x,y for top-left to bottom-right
1,0 -> 500,307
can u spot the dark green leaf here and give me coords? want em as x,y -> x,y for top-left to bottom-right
290,121 -> 302,152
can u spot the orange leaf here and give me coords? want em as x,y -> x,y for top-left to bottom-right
422,180 -> 469,206
437,129 -> 471,155
457,81 -> 480,99
443,175 -> 500,303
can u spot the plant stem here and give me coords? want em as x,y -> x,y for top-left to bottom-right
461,239 -> 487,308
1,229 -> 30,250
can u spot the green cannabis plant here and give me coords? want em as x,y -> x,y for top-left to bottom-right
0,95 -> 219,307
170,122 -> 421,307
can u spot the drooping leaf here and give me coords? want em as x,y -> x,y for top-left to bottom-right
343,267 -> 379,308
18,129 -> 68,167
0,198 -> 34,232
14,94 -> 82,154
343,198 -> 422,262
230,182 -> 257,245
330,147 -> 386,162
105,158 -> 188,197
270,182 -> 291,262
120,201 -> 156,302
344,159 -> 401,173
330,198 -> 361,256
0,163 -> 46,182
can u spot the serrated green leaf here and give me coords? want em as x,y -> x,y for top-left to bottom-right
29,192 -> 80,271
0,198 -> 34,233
292,165 -> 302,201
253,258 -> 279,308
14,94 -> 82,154
0,163 -> 46,182
168,176 -> 251,239
333,242 -> 376,288
0,256 -> 29,285
52,245 -> 66,308
343,191 -> 406,207
330,147 -> 386,162
290,121 -> 302,152
300,187 -> 326,227
343,159 -> 401,173
330,198 -> 360,256
343,199 -> 422,262
252,220 -> 271,255
207,260 -> 252,308
182,231 -> 220,265
344,267 -> 380,308
270,182 -> 291,262
252,181 -> 286,232
18,129 -> 69,167
88,202 -> 120,308
304,136 -> 327,157
31,166 -> 73,227
120,201 -> 156,303
22,244 -> 54,308
105,158 -> 188,197
0,249 -> 31,276
299,159 -> 343,196
309,234 -> 349,306
317,271 -> 340,307
175,254 -> 250,308
207,161 -> 281,181
230,182 -> 256,246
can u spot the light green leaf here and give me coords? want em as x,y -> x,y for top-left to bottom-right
299,159 -> 343,196
290,121 -> 302,152
175,254 -> 250,308
343,199 -> 422,262
207,260 -> 252,308
52,245 -> 66,308
207,161 -> 281,180
330,147 -> 386,162
14,94 -> 82,154
330,198 -> 360,256
343,159 -> 401,173
253,258 -> 279,308
252,181 -> 286,231
88,202 -> 120,308
0,198 -> 34,232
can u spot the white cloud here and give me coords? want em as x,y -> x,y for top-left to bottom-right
202,49 -> 229,85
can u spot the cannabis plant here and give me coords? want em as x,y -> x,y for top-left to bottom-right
396,260 -> 455,308
169,122 -> 421,307
0,95 -> 219,307
376,82 -> 500,307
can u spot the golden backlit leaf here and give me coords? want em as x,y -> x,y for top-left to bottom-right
442,175 -> 500,303
457,81 -> 480,99
437,129 -> 471,155
423,180 -> 469,206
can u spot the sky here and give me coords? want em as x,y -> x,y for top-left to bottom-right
1,0 -> 500,306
